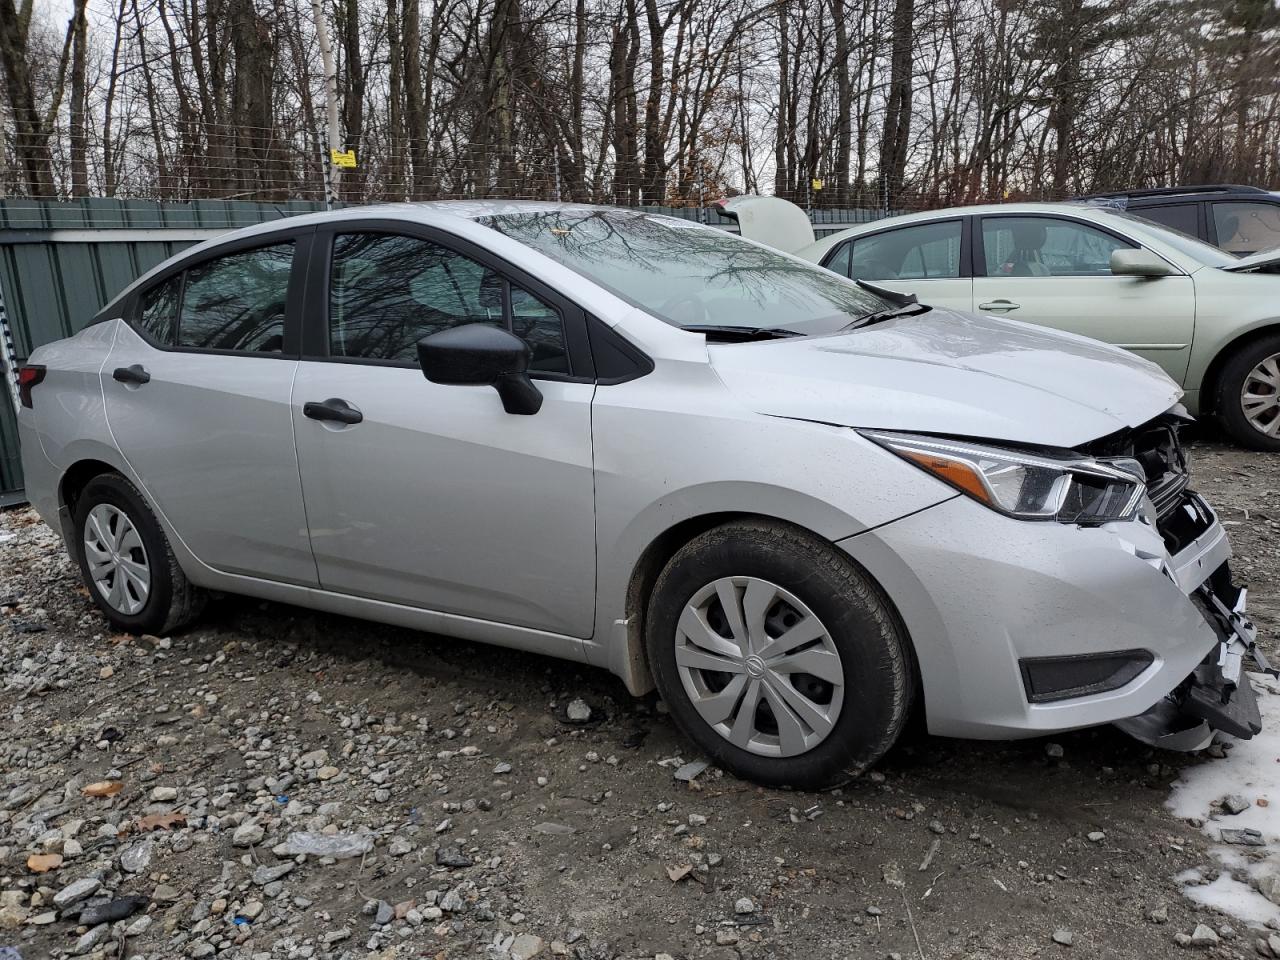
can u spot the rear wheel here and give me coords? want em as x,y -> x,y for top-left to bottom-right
73,473 -> 204,634
1218,334 -> 1280,451
645,519 -> 913,788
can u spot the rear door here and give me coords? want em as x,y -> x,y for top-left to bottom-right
971,214 -> 1196,382
102,231 -> 317,585
291,223 -> 597,638
821,218 -> 972,311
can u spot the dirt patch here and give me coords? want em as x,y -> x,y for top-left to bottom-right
0,437 -> 1275,960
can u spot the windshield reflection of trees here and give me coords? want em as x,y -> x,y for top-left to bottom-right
483,210 -> 885,329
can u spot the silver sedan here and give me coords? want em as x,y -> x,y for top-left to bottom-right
16,202 -> 1266,786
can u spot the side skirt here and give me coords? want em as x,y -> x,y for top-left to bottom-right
185,567 -> 591,665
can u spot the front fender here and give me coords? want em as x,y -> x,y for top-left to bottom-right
585,367 -> 955,693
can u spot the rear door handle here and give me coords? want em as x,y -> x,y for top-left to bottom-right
978,300 -> 1020,312
303,397 -> 363,425
112,364 -> 151,384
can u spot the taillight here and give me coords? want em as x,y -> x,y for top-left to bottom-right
17,365 -> 45,408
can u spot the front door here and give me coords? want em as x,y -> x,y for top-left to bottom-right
972,214 -> 1196,382
292,227 -> 597,638
103,236 -> 317,585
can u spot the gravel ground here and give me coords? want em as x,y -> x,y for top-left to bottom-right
0,437 -> 1277,960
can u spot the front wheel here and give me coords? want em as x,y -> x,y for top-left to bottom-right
645,519 -> 913,789
73,473 -> 205,634
1218,334 -> 1280,451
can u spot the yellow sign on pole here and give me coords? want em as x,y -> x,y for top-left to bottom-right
330,148 -> 356,169
811,178 -> 824,192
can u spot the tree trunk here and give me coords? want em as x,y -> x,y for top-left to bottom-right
879,0 -> 915,207
338,0 -> 365,199
69,0 -> 89,195
0,0 -> 56,195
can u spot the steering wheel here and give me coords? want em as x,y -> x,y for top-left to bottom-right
658,293 -> 711,327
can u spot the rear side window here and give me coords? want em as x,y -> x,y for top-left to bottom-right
1135,203 -> 1199,238
177,243 -> 293,352
329,232 -> 568,372
138,275 -> 181,345
849,221 -> 962,280
823,241 -> 853,278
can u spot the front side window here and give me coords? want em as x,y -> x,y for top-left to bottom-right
849,221 -> 962,281
178,243 -> 293,351
982,217 -> 1133,277
138,274 -> 181,345
329,232 -> 568,372
1213,201 -> 1280,255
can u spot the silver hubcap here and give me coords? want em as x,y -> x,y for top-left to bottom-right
674,577 -> 844,758
83,503 -> 150,615
1242,352 -> 1280,438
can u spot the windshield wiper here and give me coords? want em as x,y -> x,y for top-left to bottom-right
843,279 -> 932,330
843,301 -> 932,331
682,324 -> 804,342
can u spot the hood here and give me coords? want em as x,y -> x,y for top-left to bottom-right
709,309 -> 1182,448
1222,246 -> 1280,272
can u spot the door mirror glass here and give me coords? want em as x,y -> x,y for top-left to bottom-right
1110,248 -> 1174,277
417,323 -> 543,415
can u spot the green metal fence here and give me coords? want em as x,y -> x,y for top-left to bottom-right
0,199 -> 330,501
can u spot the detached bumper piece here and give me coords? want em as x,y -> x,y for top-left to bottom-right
1115,567 -> 1272,751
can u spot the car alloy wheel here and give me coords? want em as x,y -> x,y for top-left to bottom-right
674,576 -> 845,758
82,502 -> 151,615
1241,351 -> 1280,439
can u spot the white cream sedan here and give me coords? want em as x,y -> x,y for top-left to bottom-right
720,197 -> 1280,450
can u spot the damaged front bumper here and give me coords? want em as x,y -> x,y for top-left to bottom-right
1115,571 -> 1273,751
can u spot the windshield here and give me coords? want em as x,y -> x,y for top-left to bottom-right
1101,209 -> 1239,268
478,209 -> 889,334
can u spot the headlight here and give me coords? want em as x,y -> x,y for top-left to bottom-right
863,431 -> 1147,524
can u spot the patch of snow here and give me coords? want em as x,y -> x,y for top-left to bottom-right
1180,873 -> 1280,926
1167,673 -> 1280,927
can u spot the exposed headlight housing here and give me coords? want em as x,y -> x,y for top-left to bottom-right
863,431 -> 1147,524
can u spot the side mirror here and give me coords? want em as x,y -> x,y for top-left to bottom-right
1111,248 -> 1174,278
417,323 -> 543,415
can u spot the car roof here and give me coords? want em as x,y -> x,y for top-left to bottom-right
822,201 -> 1123,227
800,200 -> 1230,273
1074,184 -> 1273,203
203,199 -> 630,241
93,201 -> 685,329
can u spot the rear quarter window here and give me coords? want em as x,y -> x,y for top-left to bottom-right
138,275 -> 181,345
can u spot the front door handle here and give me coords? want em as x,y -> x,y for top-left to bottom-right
978,300 -> 1020,312
112,364 -> 151,384
303,397 -> 363,425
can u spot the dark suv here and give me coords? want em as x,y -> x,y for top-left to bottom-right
1074,184 -> 1280,256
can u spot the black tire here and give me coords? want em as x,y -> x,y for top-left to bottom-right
645,519 -> 913,789
1217,333 -> 1280,451
72,473 -> 205,635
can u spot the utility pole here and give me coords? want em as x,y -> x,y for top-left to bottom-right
312,0 -> 340,207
